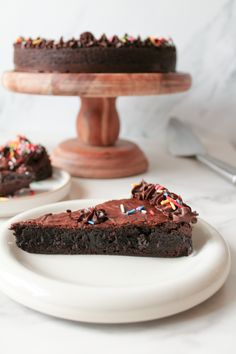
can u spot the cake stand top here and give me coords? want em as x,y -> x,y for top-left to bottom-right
2,71 -> 191,97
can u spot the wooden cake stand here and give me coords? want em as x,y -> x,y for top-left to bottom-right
2,71 -> 191,178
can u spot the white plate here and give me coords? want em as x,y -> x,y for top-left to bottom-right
0,168 -> 71,217
0,199 -> 231,323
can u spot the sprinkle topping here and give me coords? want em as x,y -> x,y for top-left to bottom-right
126,208 -> 136,215
131,180 -> 198,224
120,204 -> 147,216
14,32 -> 175,49
120,204 -> 125,214
136,205 -> 145,211
0,135 -> 44,171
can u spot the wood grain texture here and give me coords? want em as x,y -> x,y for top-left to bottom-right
77,97 -> 119,146
51,138 -> 148,178
2,70 -> 191,178
2,71 -> 191,97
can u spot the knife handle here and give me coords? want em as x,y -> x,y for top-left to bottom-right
196,154 -> 236,184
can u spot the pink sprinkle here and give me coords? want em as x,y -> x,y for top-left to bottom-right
149,210 -> 155,216
166,196 -> 182,208
128,36 -> 135,42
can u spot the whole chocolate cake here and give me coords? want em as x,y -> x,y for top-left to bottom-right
14,32 -> 177,73
0,135 -> 52,196
11,180 -> 198,257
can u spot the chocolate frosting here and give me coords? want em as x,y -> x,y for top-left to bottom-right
132,180 -> 198,224
12,198 -> 170,230
12,181 -> 198,231
79,32 -> 96,47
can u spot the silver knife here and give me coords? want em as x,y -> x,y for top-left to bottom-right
167,117 -> 236,184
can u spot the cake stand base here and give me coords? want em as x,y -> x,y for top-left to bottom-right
51,138 -> 148,178
3,71 -> 191,179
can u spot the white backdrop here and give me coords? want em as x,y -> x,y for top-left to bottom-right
0,0 -> 235,144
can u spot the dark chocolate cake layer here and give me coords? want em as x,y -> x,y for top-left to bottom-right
14,33 -> 176,73
14,46 -> 176,73
11,181 -> 198,257
0,170 -> 34,197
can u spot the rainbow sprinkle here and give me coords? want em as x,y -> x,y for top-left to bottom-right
166,195 -> 183,208
120,204 -> 125,214
169,201 -> 176,210
136,205 -> 145,211
32,38 -> 42,45
124,205 -> 146,216
127,208 -> 136,215
160,199 -> 169,205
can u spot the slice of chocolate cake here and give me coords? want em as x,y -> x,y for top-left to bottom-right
0,135 -> 52,181
0,170 -> 34,197
11,181 -> 198,257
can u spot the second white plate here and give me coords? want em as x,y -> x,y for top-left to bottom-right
0,199 -> 231,323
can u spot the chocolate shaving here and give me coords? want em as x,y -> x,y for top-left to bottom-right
77,207 -> 108,225
40,213 -> 53,222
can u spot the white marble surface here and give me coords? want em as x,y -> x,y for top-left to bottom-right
0,135 -> 235,353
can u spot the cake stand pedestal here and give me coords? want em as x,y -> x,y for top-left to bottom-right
2,72 -> 191,178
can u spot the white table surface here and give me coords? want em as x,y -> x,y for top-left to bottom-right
0,135 -> 235,354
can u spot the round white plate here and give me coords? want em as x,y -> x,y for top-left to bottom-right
0,168 -> 71,217
0,199 -> 231,323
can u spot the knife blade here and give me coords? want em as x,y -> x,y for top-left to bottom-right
167,117 -> 236,184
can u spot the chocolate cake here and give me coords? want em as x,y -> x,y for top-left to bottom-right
11,181 -> 198,257
0,135 -> 52,196
0,170 -> 34,197
14,32 -> 176,73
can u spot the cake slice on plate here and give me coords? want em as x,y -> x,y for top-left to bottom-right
11,180 -> 198,257
0,135 -> 52,181
0,170 -> 34,197
0,135 -> 52,196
